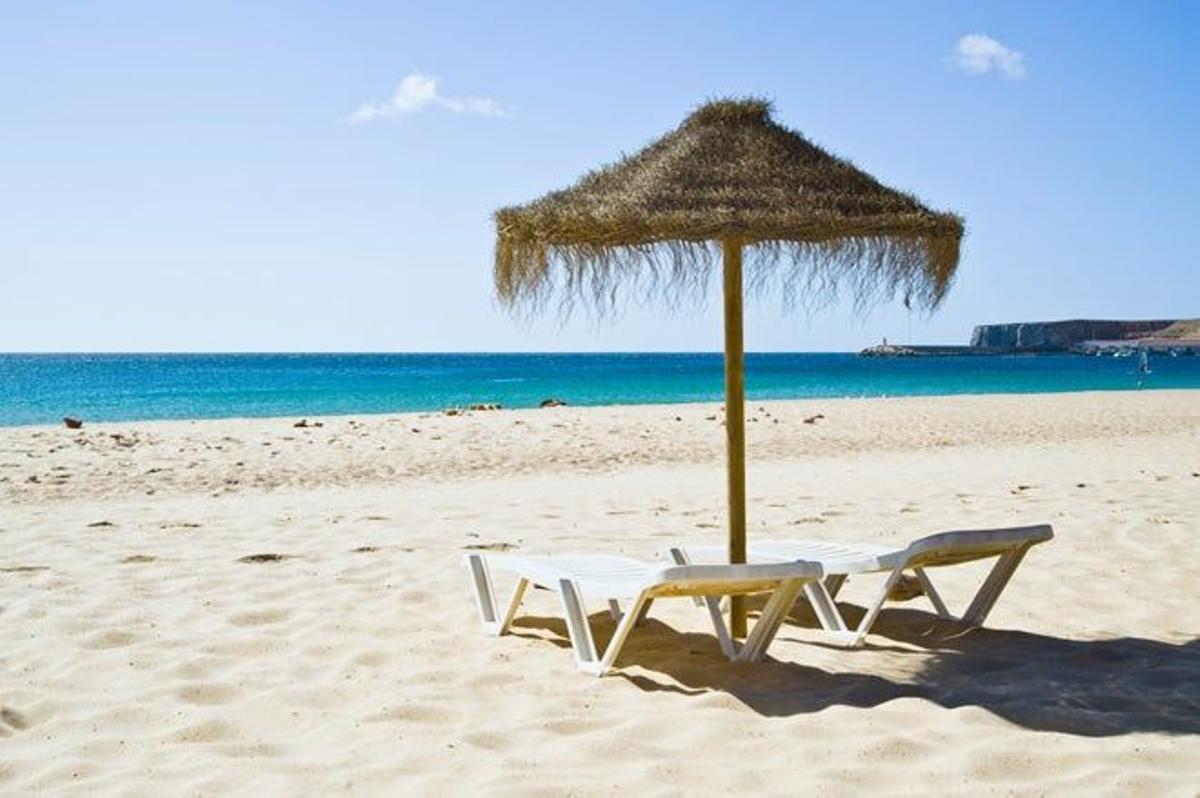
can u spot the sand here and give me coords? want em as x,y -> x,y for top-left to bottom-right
2,391 -> 1198,795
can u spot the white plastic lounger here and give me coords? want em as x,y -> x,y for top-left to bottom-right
465,552 -> 822,676
671,524 -> 1053,649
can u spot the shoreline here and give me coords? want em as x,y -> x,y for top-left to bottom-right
5,385 -> 1200,432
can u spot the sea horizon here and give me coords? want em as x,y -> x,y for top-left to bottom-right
4,351 -> 1199,428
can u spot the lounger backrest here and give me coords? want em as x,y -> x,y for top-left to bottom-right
903,524 -> 1054,568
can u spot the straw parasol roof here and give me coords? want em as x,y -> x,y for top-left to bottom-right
495,98 -> 963,314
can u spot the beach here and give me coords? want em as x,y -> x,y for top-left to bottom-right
2,390 -> 1198,794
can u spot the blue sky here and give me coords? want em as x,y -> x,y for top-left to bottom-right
2,1 -> 1196,352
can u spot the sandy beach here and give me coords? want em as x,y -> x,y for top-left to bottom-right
2,390 -> 1198,794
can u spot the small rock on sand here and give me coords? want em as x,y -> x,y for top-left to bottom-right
63,417 -> 83,429
237,553 -> 295,564
887,574 -> 925,601
539,398 -> 567,408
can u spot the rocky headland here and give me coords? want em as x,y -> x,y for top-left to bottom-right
862,319 -> 1200,357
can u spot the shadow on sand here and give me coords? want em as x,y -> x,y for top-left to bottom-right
509,600 -> 1199,737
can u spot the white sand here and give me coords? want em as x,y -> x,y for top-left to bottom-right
2,391 -> 1198,794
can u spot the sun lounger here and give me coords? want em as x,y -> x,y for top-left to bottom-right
465,552 -> 822,676
671,524 -> 1053,648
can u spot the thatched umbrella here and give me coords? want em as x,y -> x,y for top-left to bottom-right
494,98 -> 963,637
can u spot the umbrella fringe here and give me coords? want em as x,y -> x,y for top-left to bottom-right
495,234 -> 959,321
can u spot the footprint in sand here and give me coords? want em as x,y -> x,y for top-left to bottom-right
351,650 -> 390,668
789,517 -> 826,525
82,629 -> 139,650
462,542 -> 517,552
171,718 -> 239,744
467,671 -> 520,689
0,707 -> 30,732
86,520 -> 116,528
176,682 -> 240,706
0,565 -> 49,574
542,717 -> 607,736
366,703 -> 454,725
121,555 -> 157,564
228,608 -> 289,627
462,731 -> 510,751
174,657 -> 229,680
218,742 -> 283,759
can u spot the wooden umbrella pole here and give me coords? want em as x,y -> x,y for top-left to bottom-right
722,238 -> 748,639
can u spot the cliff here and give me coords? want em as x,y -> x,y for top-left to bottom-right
969,319 -> 1184,352
861,318 -> 1199,357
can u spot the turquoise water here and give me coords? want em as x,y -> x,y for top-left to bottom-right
2,352 -> 1198,427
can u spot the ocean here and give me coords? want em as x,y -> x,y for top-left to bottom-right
2,352 -> 1198,427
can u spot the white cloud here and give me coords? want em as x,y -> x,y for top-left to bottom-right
953,34 -> 1027,79
344,72 -> 507,124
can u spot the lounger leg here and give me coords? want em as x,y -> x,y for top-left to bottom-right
669,549 -> 732,619
466,554 -> 529,636
735,579 -> 807,663
593,592 -> 651,676
911,567 -> 951,619
668,548 -> 708,610
558,579 -> 600,671
962,546 -> 1030,627
608,599 -> 623,623
610,598 -> 653,627
496,578 -> 529,635
824,574 -> 848,599
560,584 -> 655,677
704,595 -> 738,659
633,599 -> 653,628
467,554 -> 499,630
804,581 -> 849,632
833,565 -> 906,648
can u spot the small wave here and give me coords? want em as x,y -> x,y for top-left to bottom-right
490,378 -> 525,383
